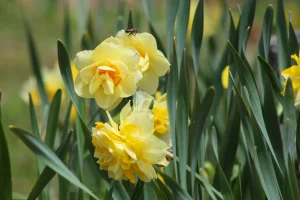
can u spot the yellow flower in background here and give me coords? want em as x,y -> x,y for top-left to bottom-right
281,54 -> 300,106
92,102 -> 169,183
221,65 -> 229,89
134,91 -> 171,146
115,30 -> 170,95
21,67 -> 65,105
74,37 -> 142,110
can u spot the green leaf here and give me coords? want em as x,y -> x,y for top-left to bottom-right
149,181 -> 166,200
127,10 -> 134,29
166,0 -> 179,60
104,180 -> 115,200
0,92 -> 12,200
283,79 -> 297,163
9,127 -> 99,200
276,0 -> 290,71
176,0 -> 190,69
214,164 -> 234,200
44,89 -> 62,149
257,5 -> 273,96
288,21 -> 299,58
231,74 -> 282,200
81,32 -> 93,50
237,0 -> 256,53
29,94 -> 41,140
189,87 -> 214,191
167,42 -> 178,181
228,42 -> 281,171
131,179 -> 144,200
155,167 -> 193,200
176,50 -> 189,189
219,98 -> 240,179
27,131 -> 73,200
24,19 -> 49,106
141,0 -> 153,24
258,56 -> 283,104
191,0 -> 203,76
284,156 -> 300,200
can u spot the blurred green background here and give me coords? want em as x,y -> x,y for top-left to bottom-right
1,0 -> 300,197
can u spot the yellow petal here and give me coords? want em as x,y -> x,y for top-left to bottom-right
94,88 -> 121,110
80,65 -> 96,84
119,74 -> 137,97
150,50 -> 170,76
74,50 -> 94,71
74,75 -> 92,98
281,66 -> 300,79
120,102 -> 132,124
102,73 -> 114,95
89,76 -> 102,95
138,70 -> 159,95
221,66 -> 229,89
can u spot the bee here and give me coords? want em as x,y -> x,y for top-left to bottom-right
125,28 -> 138,36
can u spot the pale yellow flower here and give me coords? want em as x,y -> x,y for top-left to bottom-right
133,91 -> 171,146
115,30 -> 170,94
74,37 -> 142,110
221,65 -> 229,89
92,102 -> 169,183
21,67 -> 65,105
281,54 -> 300,106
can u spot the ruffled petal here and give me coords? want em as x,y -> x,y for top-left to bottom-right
74,50 -> 94,71
138,70 -> 159,95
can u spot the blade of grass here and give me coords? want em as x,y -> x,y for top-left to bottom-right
127,10 -> 134,29
288,21 -> 299,58
104,180 -> 115,200
130,179 -> 144,200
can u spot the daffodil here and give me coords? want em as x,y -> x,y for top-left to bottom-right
221,65 -> 229,89
133,91 -> 171,146
74,37 -> 142,110
115,30 -> 170,94
21,67 -> 65,105
281,54 -> 300,106
92,102 -> 169,183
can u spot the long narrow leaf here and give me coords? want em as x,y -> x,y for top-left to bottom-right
166,0 -> 179,60
9,127 -> 99,200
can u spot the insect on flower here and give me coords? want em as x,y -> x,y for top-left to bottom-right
125,28 -> 138,36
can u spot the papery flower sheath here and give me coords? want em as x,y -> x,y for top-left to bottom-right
74,37 -> 142,110
115,30 -> 170,94
92,102 -> 169,183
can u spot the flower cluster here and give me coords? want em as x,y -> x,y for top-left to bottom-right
92,100 -> 169,183
73,30 -> 170,110
281,54 -> 300,106
80,30 -> 172,183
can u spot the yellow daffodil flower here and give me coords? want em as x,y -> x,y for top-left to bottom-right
221,65 -> 229,89
92,102 -> 169,183
74,37 -> 142,110
133,91 -> 171,146
21,67 -> 65,105
281,54 -> 300,106
115,30 -> 170,94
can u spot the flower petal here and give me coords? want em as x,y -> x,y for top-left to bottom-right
119,74 -> 137,97
138,70 -> 159,95
74,75 -> 92,98
74,50 -> 94,71
149,50 -> 170,76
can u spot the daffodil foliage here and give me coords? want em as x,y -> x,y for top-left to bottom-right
3,0 -> 300,200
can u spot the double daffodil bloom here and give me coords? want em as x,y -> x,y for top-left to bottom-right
115,30 -> 170,94
134,91 -> 171,146
92,102 -> 169,183
281,54 -> 300,106
74,37 -> 142,110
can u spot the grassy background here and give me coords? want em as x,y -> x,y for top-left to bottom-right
1,0 -> 300,196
